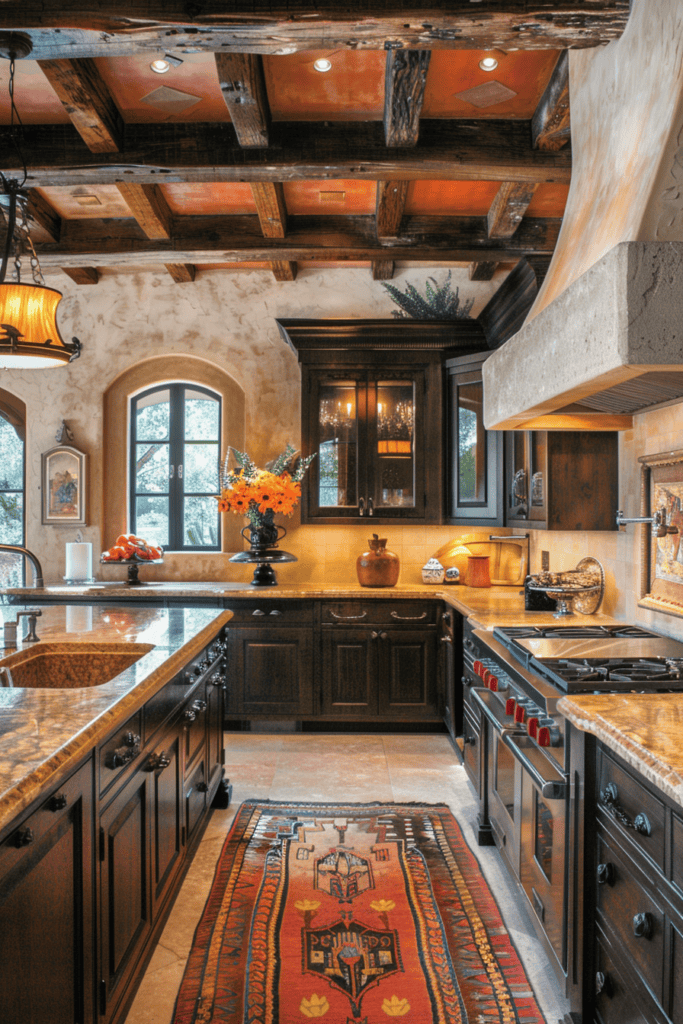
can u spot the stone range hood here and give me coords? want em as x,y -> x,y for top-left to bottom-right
482,242 -> 683,430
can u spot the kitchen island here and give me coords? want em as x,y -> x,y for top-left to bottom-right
0,602 -> 231,1024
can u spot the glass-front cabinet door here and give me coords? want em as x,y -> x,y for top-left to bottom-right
506,430 -> 548,526
306,369 -> 427,521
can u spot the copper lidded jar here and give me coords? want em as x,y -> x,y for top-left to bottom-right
356,534 -> 400,588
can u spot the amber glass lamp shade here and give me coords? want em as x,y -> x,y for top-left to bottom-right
0,282 -> 78,368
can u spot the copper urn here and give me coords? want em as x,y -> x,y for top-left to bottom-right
356,534 -> 400,587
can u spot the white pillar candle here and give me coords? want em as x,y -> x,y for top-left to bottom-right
65,542 -> 93,581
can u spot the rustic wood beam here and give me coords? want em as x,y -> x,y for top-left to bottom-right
29,213 -> 561,268
487,182 -> 539,238
251,183 -> 287,238
0,5 -> 631,60
372,260 -> 395,280
468,262 -> 497,281
384,50 -> 431,148
115,183 -> 174,239
271,261 -> 297,281
4,121 -> 572,187
376,181 -> 409,239
165,263 -> 196,283
27,190 -> 61,242
62,267 -> 99,285
532,50 -> 571,152
37,59 -> 123,153
215,53 -> 270,148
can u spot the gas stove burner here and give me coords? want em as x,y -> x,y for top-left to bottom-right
496,624 -> 660,641
538,656 -> 683,688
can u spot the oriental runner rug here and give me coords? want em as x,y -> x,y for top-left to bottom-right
172,800 -> 546,1024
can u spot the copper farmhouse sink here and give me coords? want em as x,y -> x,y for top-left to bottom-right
0,642 -> 154,688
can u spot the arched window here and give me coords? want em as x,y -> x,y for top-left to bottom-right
130,383 -> 221,551
0,390 -> 26,585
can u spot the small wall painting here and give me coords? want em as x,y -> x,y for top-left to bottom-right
42,442 -> 86,526
638,449 -> 683,617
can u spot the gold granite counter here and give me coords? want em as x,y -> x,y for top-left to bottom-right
559,693 -> 683,808
0,604 -> 231,834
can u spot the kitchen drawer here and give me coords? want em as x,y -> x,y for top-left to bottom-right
99,710 -> 143,797
597,748 -> 665,871
322,600 -> 437,626
224,599 -> 313,624
595,829 -> 665,1003
594,925 -> 658,1024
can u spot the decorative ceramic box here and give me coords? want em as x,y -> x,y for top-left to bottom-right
421,558 -> 445,584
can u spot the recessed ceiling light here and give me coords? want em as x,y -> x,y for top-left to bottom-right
479,56 -> 499,72
150,59 -> 171,74
313,58 -> 332,73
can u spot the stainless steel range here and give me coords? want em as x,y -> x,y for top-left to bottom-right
461,621 -> 683,1004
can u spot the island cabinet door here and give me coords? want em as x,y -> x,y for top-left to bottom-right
226,627 -> 314,716
205,673 -> 225,797
321,628 -> 378,718
0,758 -> 95,1024
146,727 -> 183,918
378,628 -> 438,720
98,769 -> 152,1023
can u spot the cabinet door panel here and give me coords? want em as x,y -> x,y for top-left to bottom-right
380,630 -> 437,718
228,627 -> 314,715
321,630 -> 377,716
150,730 -> 182,914
0,761 -> 94,1024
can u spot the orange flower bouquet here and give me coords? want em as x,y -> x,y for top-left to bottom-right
216,445 -> 315,540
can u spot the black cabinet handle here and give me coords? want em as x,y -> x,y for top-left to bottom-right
461,674 -> 472,688
184,699 -> 208,722
196,781 -> 209,793
633,912 -> 654,939
210,671 -> 225,687
145,751 -> 171,772
595,972 -> 613,998
597,862 -> 615,886
600,782 -> 652,835
12,826 -> 34,847
47,794 -> 68,812
105,732 -> 141,769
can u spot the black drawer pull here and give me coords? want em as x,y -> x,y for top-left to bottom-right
210,671 -> 224,687
597,862 -> 615,886
184,699 -> 208,722
145,751 -> 171,772
461,675 -> 472,688
595,972 -> 613,998
196,781 -> 209,793
12,827 -> 34,847
329,610 -> 367,621
105,732 -> 141,769
599,782 -> 652,835
47,794 -> 68,812
390,610 -> 427,621
633,912 -> 654,939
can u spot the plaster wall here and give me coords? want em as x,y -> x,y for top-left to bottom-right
530,0 -> 683,319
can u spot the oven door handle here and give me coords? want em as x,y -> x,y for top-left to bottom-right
501,732 -> 569,801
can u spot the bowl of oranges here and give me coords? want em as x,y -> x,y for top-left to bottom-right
101,534 -> 164,585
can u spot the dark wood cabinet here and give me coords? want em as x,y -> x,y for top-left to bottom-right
506,430 -> 619,531
0,759 -> 95,1024
277,318 -> 486,525
446,350 -> 504,526
226,626 -> 314,716
320,599 -> 440,721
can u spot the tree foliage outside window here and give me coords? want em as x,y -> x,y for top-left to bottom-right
0,411 -> 24,586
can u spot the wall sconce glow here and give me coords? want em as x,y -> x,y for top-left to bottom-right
313,58 -> 332,72
479,56 -> 499,71
0,284 -> 81,368
150,59 -> 171,74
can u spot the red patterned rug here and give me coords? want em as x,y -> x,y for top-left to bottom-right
173,800 -> 546,1023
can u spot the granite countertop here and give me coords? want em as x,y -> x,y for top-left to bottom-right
559,693 -> 683,809
0,604 -> 231,834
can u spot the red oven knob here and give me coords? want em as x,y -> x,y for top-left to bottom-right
473,660 -> 483,677
514,704 -> 526,725
488,675 -> 499,692
537,719 -> 561,746
527,716 -> 539,739
537,726 -> 550,746
505,697 -> 516,717
481,669 -> 491,686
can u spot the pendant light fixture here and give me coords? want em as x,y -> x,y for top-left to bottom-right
0,32 -> 81,369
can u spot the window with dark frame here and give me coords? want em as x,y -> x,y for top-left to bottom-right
130,383 -> 221,552
0,407 -> 25,585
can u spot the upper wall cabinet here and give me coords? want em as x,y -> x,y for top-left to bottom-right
277,319 -> 487,525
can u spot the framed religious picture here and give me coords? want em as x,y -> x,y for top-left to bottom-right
42,443 -> 87,526
638,448 -> 683,618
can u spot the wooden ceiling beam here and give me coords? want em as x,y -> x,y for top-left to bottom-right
251,183 -> 287,238
29,213 -> 561,268
27,190 -> 61,243
61,267 -> 99,285
37,59 -> 123,153
468,262 -> 497,281
271,261 -> 297,281
487,182 -> 539,238
376,181 -> 409,240
165,263 -> 196,283
372,260 -> 395,280
4,121 -> 571,187
384,50 -> 431,148
215,53 -> 270,148
532,50 -> 571,152
0,5 -> 630,59
115,183 -> 174,239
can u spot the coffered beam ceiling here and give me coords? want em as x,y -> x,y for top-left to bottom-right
215,53 -> 271,148
0,3 -> 630,58
384,50 -> 431,148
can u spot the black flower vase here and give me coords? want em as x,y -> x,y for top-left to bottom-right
229,513 -> 297,586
